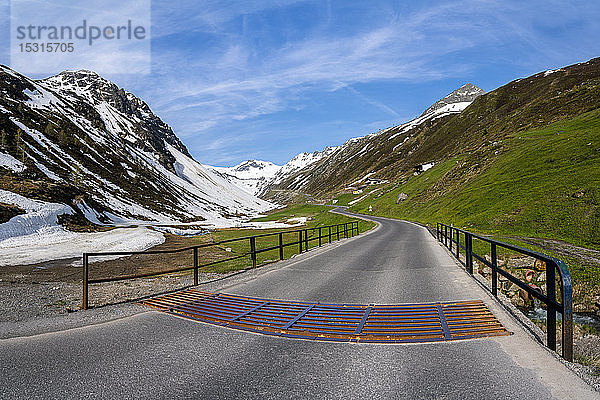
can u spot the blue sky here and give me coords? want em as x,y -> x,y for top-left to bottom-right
1,1 -> 599,166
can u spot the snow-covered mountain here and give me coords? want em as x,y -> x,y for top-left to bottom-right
0,66 -> 275,231
208,160 -> 281,195
269,147 -> 338,186
207,147 -> 338,198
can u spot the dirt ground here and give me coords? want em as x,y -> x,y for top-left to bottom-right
0,233 -> 239,323
0,233 -> 236,285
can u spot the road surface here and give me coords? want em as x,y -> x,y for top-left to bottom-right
1,210 -> 597,399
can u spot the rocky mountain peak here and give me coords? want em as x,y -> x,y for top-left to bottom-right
42,69 -> 191,160
234,160 -> 273,172
422,83 -> 485,116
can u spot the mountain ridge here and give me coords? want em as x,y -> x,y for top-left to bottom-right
0,66 -> 274,230
257,82 -> 486,202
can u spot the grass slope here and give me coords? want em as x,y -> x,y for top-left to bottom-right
350,110 -> 600,247
348,110 -> 600,308
202,205 -> 376,273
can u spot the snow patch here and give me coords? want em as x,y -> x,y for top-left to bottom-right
544,69 -> 563,77
0,152 -> 26,172
421,162 -> 434,171
389,102 -> 472,140
152,226 -> 207,237
0,190 -> 165,266
23,85 -> 60,109
0,226 -> 165,267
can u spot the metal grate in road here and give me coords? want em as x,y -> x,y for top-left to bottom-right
140,289 -> 509,343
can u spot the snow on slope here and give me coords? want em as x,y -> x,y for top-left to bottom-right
167,145 -> 274,226
0,190 -> 164,266
0,152 -> 26,173
389,101 -> 473,140
269,147 -> 338,186
209,160 -> 281,195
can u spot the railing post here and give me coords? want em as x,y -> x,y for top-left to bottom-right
449,227 -> 453,252
491,243 -> 497,296
329,226 -> 332,243
547,261 -> 557,351
193,247 -> 198,286
82,253 -> 89,310
466,233 -> 473,274
445,225 -> 448,247
344,223 -> 348,238
298,230 -> 303,253
250,237 -> 257,268
319,227 -> 322,247
557,259 -> 573,362
337,225 -> 340,240
304,229 -> 308,251
455,231 -> 460,258
443,225 -> 446,246
355,222 -> 359,235
436,223 -> 439,241
279,233 -> 284,260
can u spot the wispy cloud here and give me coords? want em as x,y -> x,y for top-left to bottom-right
3,0 -> 597,164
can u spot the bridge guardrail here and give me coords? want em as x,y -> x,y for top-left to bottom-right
82,221 -> 358,310
436,223 -> 573,361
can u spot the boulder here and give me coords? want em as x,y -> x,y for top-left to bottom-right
508,256 -> 535,268
512,297 -> 526,307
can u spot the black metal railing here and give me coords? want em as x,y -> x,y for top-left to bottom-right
436,223 -> 573,361
82,221 -> 359,310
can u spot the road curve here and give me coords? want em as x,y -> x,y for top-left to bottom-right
1,210 -> 597,399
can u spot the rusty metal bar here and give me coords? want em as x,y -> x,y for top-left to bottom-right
142,290 -> 508,343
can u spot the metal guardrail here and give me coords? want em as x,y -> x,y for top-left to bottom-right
436,223 -> 573,361
82,221 -> 359,310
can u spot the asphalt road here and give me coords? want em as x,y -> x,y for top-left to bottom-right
1,210 -> 597,399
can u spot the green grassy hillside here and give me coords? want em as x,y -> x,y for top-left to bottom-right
263,58 -> 600,202
349,110 -> 600,248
